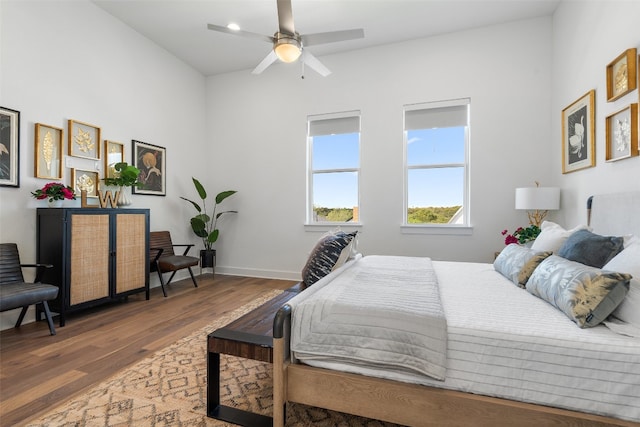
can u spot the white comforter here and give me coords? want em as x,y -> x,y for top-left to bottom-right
290,255 -> 448,381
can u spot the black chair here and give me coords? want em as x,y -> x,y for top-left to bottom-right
149,231 -> 199,297
0,243 -> 58,335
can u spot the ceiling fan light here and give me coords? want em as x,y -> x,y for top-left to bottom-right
274,39 -> 301,63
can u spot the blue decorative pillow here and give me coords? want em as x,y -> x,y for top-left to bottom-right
301,231 -> 357,285
526,255 -> 631,328
557,229 -> 624,268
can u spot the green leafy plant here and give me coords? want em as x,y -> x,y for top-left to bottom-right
103,162 -> 141,188
181,177 -> 237,250
501,224 -> 540,245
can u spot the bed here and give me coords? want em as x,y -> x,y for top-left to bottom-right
272,191 -> 640,427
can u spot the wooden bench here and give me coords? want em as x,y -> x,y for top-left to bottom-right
207,283 -> 305,426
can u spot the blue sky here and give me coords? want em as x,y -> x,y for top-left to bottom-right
312,127 -> 464,209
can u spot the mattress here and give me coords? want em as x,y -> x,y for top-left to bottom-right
290,258 -> 640,422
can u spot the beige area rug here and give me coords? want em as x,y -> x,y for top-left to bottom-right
25,290 -> 401,427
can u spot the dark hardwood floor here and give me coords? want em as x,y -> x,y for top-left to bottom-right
0,273 -> 296,426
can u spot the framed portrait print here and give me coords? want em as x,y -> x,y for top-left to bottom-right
35,123 -> 64,179
606,103 -> 638,162
562,90 -> 595,174
606,48 -> 637,102
132,140 -> 165,196
104,140 -> 124,179
71,168 -> 99,198
0,106 -> 20,187
68,119 -> 101,160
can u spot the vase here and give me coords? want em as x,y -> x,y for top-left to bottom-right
47,199 -> 63,208
117,186 -> 132,207
200,249 -> 216,273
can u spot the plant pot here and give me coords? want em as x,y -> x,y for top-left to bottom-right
117,186 -> 132,207
200,249 -> 216,269
47,199 -> 63,208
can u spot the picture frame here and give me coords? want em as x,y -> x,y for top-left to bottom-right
68,119 -> 101,160
562,90 -> 596,174
104,140 -> 124,179
132,140 -> 165,196
0,106 -> 20,187
35,123 -> 64,179
606,48 -> 637,102
71,168 -> 99,198
605,103 -> 638,162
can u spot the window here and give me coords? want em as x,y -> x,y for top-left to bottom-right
404,99 -> 469,227
307,112 -> 360,224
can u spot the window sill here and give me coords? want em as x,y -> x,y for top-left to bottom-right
304,223 -> 363,232
400,225 -> 473,235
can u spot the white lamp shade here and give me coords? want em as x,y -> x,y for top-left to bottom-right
515,187 -> 560,210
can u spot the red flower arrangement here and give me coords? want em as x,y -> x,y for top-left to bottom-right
31,182 -> 76,202
501,224 -> 540,245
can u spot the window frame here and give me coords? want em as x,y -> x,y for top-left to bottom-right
401,98 -> 471,234
306,111 -> 362,227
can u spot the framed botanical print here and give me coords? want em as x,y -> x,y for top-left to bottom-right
132,140 -> 165,196
104,140 -> 124,179
71,168 -> 99,198
35,123 -> 64,179
562,90 -> 596,173
68,119 -> 101,160
0,106 -> 20,187
606,48 -> 637,102
605,103 -> 638,162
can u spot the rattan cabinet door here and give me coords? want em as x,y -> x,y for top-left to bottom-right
69,213 -> 110,305
115,213 -> 147,294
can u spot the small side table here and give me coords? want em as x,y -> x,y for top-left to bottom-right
207,284 -> 304,426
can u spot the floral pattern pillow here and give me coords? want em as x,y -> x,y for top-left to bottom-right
493,244 -> 552,288
526,255 -> 631,328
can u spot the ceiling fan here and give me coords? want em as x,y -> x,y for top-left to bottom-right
207,0 -> 364,76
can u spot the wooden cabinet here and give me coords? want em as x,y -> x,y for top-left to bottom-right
36,208 -> 150,326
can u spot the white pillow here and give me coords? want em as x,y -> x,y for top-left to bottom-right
530,221 -> 590,253
604,239 -> 640,326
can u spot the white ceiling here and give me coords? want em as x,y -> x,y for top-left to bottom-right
92,0 -> 560,76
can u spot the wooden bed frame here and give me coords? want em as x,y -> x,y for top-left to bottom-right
272,192 -> 640,427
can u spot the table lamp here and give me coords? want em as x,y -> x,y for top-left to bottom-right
515,182 -> 560,227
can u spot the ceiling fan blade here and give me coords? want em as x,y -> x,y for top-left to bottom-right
252,50 -> 279,74
301,28 -> 364,47
302,50 -> 331,77
276,0 -> 295,34
207,23 -> 273,44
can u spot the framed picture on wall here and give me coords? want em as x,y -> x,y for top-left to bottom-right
605,103 -> 638,162
606,48 -> 637,102
0,106 -> 20,187
68,119 -> 101,160
104,140 -> 124,179
562,90 -> 595,174
71,168 -> 99,198
132,140 -> 165,196
35,123 -> 64,179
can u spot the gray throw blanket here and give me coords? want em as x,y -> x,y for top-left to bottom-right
291,255 -> 448,381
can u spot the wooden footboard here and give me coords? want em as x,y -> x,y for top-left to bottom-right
273,305 -> 637,427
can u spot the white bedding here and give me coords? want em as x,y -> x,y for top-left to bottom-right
290,255 -> 447,380
289,257 -> 640,422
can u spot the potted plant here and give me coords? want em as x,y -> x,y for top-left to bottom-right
31,182 -> 76,207
103,162 -> 141,206
501,224 -> 541,246
181,177 -> 237,268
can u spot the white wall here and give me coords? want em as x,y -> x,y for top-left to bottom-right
552,1 -> 640,225
206,17 -> 554,278
0,0 -> 207,329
